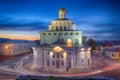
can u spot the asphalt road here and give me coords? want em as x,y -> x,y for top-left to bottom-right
0,53 -> 120,80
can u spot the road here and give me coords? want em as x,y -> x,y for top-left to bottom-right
0,53 -> 120,80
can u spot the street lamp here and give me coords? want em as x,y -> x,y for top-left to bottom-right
4,46 -> 8,49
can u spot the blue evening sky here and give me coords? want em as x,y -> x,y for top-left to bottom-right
0,0 -> 120,40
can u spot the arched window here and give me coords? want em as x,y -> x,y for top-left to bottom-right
64,26 -> 66,31
75,39 -> 79,45
56,27 -> 58,31
81,59 -> 84,63
43,33 -> 46,35
65,33 -> 67,35
61,38 -> 64,42
59,33 -> 62,35
88,59 -> 90,65
47,52 -> 49,55
61,61 -> 64,66
48,33 -> 51,35
60,27 -> 62,31
54,33 -> 56,35
70,33 -> 73,35
76,33 -> 79,35
67,39 -> 72,47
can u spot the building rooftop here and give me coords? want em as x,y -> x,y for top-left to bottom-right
105,48 -> 120,52
0,39 -> 35,44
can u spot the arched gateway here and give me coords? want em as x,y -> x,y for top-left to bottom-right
33,8 -> 92,72
49,46 -> 67,71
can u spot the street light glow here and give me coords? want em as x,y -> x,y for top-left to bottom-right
4,46 -> 8,49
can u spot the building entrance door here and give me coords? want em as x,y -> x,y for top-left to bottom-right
56,60 -> 60,68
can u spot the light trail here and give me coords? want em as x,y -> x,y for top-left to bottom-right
0,53 -> 120,79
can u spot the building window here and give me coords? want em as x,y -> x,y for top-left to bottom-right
54,33 -> 56,35
49,33 -> 51,35
70,33 -> 73,35
112,54 -> 115,57
53,54 -> 55,58
61,54 -> 63,58
61,61 -> 64,66
64,26 -> 66,31
47,61 -> 49,66
81,59 -> 84,63
88,59 -> 90,65
119,54 -> 120,57
57,53 -> 59,58
69,52 -> 71,55
56,60 -> 60,68
76,33 -> 79,35
59,33 -> 62,35
47,52 -> 49,55
43,33 -> 46,35
56,27 -> 58,31
61,38 -> 64,42
67,39 -> 72,47
65,33 -> 67,35
75,39 -> 79,45
52,61 -> 55,65
60,27 -> 62,31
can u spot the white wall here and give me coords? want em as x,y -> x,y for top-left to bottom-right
40,31 -> 82,46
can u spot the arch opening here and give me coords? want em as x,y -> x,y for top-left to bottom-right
67,39 -> 72,47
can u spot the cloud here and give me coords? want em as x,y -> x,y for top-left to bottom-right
0,22 -> 48,31
76,19 -> 120,40
0,16 -> 48,31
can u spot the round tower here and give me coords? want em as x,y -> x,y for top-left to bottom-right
59,8 -> 66,19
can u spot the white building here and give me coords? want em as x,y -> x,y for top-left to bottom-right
40,8 -> 82,46
0,41 -> 36,56
105,48 -> 120,59
33,8 -> 91,72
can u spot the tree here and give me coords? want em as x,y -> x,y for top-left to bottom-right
87,39 -> 97,51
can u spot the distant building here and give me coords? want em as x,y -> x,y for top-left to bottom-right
0,41 -> 36,56
102,40 -> 120,49
105,48 -> 120,59
33,8 -> 91,72
102,42 -> 120,54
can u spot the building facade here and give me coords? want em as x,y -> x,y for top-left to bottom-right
0,42 -> 36,56
33,8 -> 91,71
40,8 -> 82,46
105,48 -> 120,59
